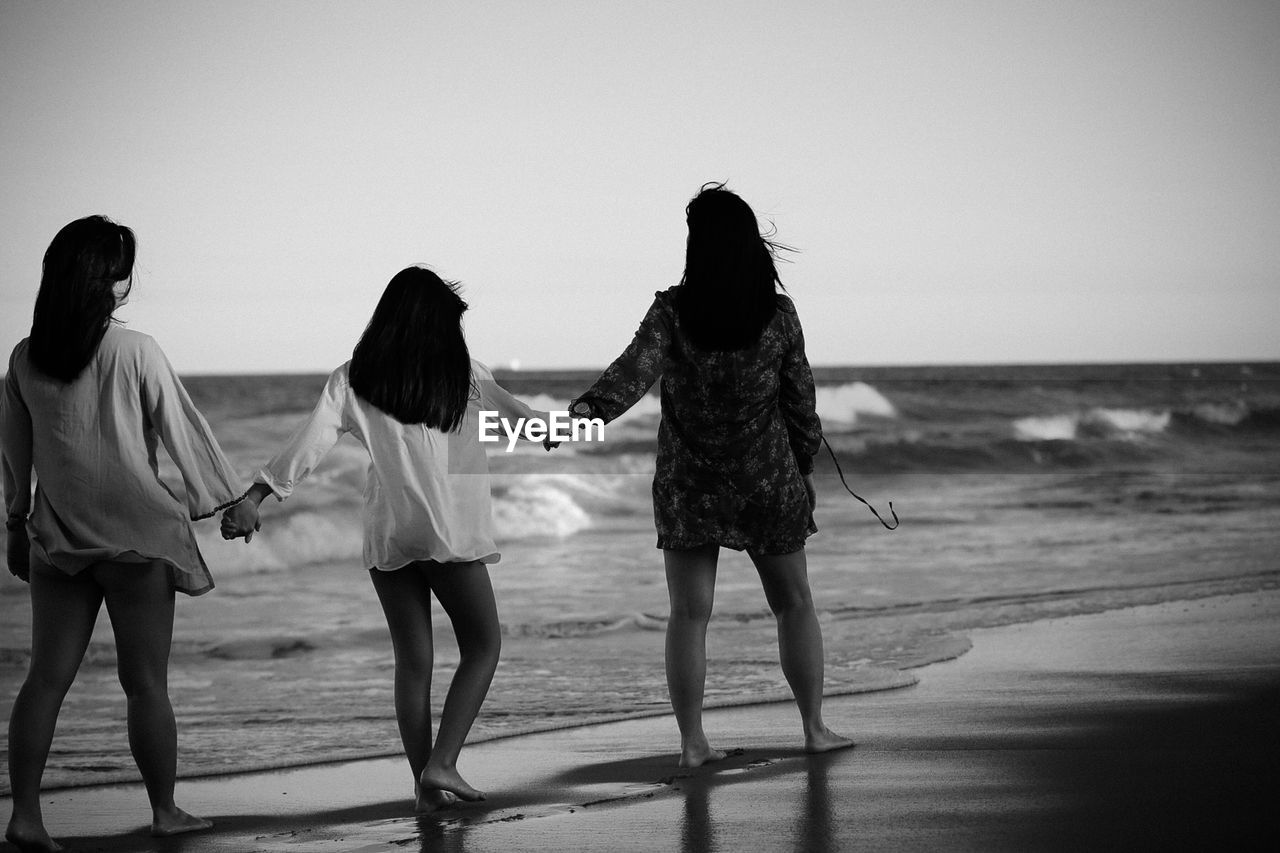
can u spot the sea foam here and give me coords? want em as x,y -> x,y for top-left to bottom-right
1013,408 -> 1171,441
492,479 -> 592,539
1189,401 -> 1249,426
816,382 -> 897,426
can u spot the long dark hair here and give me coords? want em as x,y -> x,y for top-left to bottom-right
30,215 -> 136,381
349,266 -> 472,430
675,183 -> 789,351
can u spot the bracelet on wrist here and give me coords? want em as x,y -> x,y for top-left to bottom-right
5,514 -> 28,532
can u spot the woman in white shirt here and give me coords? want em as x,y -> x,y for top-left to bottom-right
222,266 -> 546,811
2,216 -> 244,851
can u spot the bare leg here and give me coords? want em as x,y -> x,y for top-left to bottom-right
749,549 -> 853,753
663,545 -> 726,768
369,565 -> 451,812
418,560 -> 501,802
96,561 -> 212,836
6,566 -> 101,853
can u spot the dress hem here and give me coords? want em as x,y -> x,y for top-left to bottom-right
28,550 -> 215,597
656,527 -> 816,556
369,552 -> 502,572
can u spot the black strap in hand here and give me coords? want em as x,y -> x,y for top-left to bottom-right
821,434 -> 899,530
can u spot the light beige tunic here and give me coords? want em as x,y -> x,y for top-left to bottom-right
1,326 -> 245,595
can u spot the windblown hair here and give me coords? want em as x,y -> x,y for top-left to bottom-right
30,215 -> 136,382
349,266 -> 472,430
675,183 -> 789,351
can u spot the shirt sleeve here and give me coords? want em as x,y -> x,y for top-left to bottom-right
777,304 -> 822,475
1,347 -> 33,520
138,336 -> 246,520
472,360 -> 542,424
570,294 -> 672,423
256,369 -> 350,500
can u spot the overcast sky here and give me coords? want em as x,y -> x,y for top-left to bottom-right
2,0 -> 1277,373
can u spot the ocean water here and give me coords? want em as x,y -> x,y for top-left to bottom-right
2,361 -> 1279,792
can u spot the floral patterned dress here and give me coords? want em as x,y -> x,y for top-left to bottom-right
572,287 -> 822,554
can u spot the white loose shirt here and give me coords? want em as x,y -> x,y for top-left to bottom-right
256,359 -> 539,570
2,327 -> 245,595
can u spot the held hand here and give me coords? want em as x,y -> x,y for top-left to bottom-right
221,501 -> 262,543
556,401 -> 595,452
803,473 -> 817,512
534,410 -> 560,451
6,525 -> 30,583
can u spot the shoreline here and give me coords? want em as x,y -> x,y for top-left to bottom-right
3,588 -> 1277,851
3,575 -> 1276,795
6,645 -> 924,796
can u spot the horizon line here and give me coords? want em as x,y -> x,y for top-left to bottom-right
163,356 -> 1280,379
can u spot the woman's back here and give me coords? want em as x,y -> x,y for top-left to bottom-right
6,325 -> 242,594
20,326 -> 162,480
572,285 -> 820,554
661,289 -> 807,449
253,358 -> 542,571
564,184 -> 854,769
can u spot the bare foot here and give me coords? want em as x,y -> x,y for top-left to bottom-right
415,785 -> 459,813
805,726 -> 856,754
150,805 -> 213,837
678,741 -> 727,768
5,818 -> 63,853
419,765 -> 485,802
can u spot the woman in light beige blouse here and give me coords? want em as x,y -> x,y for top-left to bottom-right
1,216 -> 244,852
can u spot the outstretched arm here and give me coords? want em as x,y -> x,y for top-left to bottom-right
471,360 -> 560,449
139,336 -> 246,519
478,379 -> 546,429
222,369 -> 349,542
570,294 -> 672,423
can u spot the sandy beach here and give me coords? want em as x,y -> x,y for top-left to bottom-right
4,589 -> 1276,852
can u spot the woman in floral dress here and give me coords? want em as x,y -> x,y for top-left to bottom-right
570,184 -> 853,766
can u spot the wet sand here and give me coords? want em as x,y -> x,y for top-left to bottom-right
4,590 -> 1278,852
